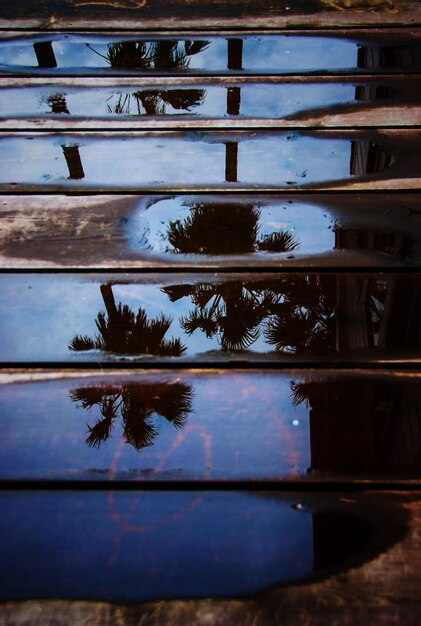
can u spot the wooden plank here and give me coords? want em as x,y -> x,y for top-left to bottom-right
0,130 -> 420,192
0,1 -> 420,30
0,31 -> 420,77
1,369 -> 421,483
0,491 -> 420,626
0,193 -> 420,269
0,272 -> 419,365
1,76 -> 420,129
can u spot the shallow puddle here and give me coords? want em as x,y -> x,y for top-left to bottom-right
0,490 -> 380,601
0,371 -> 420,480
1,193 -> 419,267
1,34 -> 420,75
126,196 -> 334,258
0,273 -> 419,362
0,131 -> 410,190
1,80 -> 419,120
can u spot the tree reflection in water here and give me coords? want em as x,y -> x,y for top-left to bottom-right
69,284 -> 186,356
93,39 -> 209,116
167,201 -> 300,255
70,381 -> 193,451
108,88 -> 206,116
163,275 -> 336,353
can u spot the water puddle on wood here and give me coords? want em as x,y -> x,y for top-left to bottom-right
126,196 -> 334,259
0,131 -> 410,190
0,490 -> 399,602
0,34 -> 420,75
1,80 -> 420,121
0,371 -> 420,480
0,273 -> 419,363
1,194 -> 419,267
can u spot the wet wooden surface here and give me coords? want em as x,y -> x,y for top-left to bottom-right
0,369 -> 420,483
1,130 -> 421,192
1,0 -> 421,623
1,193 -> 420,268
2,76 -> 421,129
0,492 -> 420,625
0,272 -> 419,365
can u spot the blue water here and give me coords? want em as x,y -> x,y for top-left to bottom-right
0,491 -> 314,601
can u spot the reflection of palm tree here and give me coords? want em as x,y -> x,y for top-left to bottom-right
62,145 -> 85,179
257,232 -> 299,253
167,201 -> 299,255
70,381 -> 193,451
69,284 -> 186,356
163,275 -> 335,354
99,39 -> 209,115
105,40 -> 209,70
107,88 -> 206,116
264,275 -> 336,355
168,202 -> 259,254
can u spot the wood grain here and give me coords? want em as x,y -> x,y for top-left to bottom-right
0,193 -> 420,269
0,1 -> 420,30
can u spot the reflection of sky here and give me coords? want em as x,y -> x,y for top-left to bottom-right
0,35 -> 360,73
126,196 -> 334,255
0,275 -> 105,361
0,491 -> 313,601
0,274 -> 316,360
0,373 -> 310,480
0,83 -> 357,119
0,134 -> 351,187
242,36 -> 356,71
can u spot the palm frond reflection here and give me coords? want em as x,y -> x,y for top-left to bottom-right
167,201 -> 300,256
163,275 -> 336,354
69,284 -> 186,357
106,88 -> 206,116
92,38 -> 209,115
70,381 -> 193,452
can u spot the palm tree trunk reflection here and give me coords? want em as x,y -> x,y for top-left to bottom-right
62,145 -> 85,180
69,283 -> 186,356
100,283 -> 118,322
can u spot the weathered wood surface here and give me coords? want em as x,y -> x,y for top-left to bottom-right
1,76 -> 420,129
0,1 -> 420,30
1,492 -> 421,626
0,194 -> 420,268
1,130 -> 420,192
